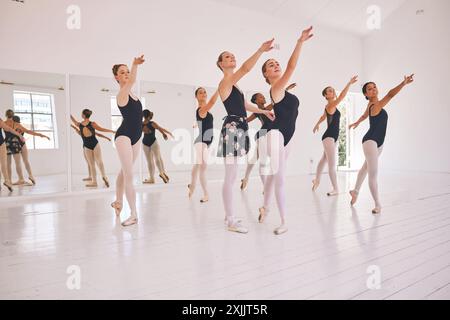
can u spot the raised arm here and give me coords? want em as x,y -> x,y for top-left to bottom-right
70,114 -> 80,127
244,101 -> 275,121
378,74 -> 414,109
117,55 -> 145,107
313,111 -> 327,134
198,90 -> 219,117
152,122 -> 174,140
330,76 -> 358,108
71,124 -> 81,136
91,122 -> 115,134
349,104 -> 371,130
272,27 -> 313,98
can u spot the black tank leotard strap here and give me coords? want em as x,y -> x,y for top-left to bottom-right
265,90 -> 299,146
194,108 -> 214,147
142,121 -> 156,147
362,105 -> 388,148
115,95 -> 143,146
79,122 -> 98,150
322,108 -> 341,142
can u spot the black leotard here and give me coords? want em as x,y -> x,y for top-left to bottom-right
255,112 -> 270,141
223,86 -> 247,118
115,95 -> 143,145
142,121 -> 156,147
79,122 -> 98,150
322,108 -> 341,142
194,108 -> 214,147
362,105 -> 388,148
264,90 -> 299,146
0,128 -> 4,146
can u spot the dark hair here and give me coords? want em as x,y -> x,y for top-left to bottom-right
82,109 -> 92,118
5,109 -> 14,118
195,87 -> 205,97
143,109 -> 153,120
112,64 -> 126,76
322,86 -> 332,97
251,93 -> 259,104
362,82 -> 376,100
12,115 -> 20,123
216,52 -> 226,71
261,59 -> 272,85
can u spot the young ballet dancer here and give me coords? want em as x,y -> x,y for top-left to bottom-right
216,39 -> 276,234
0,117 -> 24,192
111,55 -> 145,227
188,87 -> 219,203
312,76 -> 358,196
349,74 -> 414,214
142,109 -> 173,184
258,26 -> 314,235
240,83 -> 297,191
7,115 -> 50,186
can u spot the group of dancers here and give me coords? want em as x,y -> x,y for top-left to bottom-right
0,109 -> 50,192
1,26 -> 414,235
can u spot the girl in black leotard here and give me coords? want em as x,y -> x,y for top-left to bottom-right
111,55 -> 145,227
0,117 -> 24,193
188,87 -> 219,203
349,75 -> 414,214
216,39 -> 275,234
258,26 -> 313,235
71,109 -> 115,188
312,76 -> 358,196
240,84 -> 297,192
142,109 -> 173,185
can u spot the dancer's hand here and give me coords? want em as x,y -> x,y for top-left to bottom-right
299,26 -> 314,43
133,55 -> 145,66
349,76 -> 358,85
259,38 -> 275,53
286,83 -> 297,91
349,123 -> 359,130
163,133 -> 168,140
107,137 -> 111,142
403,74 -> 414,85
313,124 -> 319,133
264,110 -> 275,121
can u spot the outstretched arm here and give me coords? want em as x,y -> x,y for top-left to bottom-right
313,111 -> 327,133
272,27 -> 313,99
91,122 -> 115,134
198,90 -> 219,117
116,55 -> 145,107
17,123 -> 50,140
152,122 -> 174,140
70,114 -> 80,127
244,101 -> 275,121
246,114 -> 257,123
349,104 -> 370,130
96,132 -> 111,141
71,124 -> 81,136
330,76 -> 358,108
378,74 -> 414,109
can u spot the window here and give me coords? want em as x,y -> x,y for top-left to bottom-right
13,91 -> 58,149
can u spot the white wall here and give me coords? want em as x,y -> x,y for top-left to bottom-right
0,69 -> 68,177
0,0 -> 364,177
363,0 -> 450,173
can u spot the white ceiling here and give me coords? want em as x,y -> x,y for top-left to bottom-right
209,0 -> 408,36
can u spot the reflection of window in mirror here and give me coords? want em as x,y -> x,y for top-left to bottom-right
13,90 -> 58,149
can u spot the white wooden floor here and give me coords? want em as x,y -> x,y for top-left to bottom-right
0,171 -> 449,300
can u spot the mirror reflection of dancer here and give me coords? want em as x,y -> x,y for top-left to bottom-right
142,109 -> 173,184
0,117 -> 24,192
70,109 -> 114,188
188,88 -> 219,203
9,115 -> 50,186
312,76 -> 358,196
71,124 -> 111,183
258,27 -> 314,235
111,55 -> 145,227
216,39 -> 276,234
240,83 -> 296,191
349,75 -> 414,214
